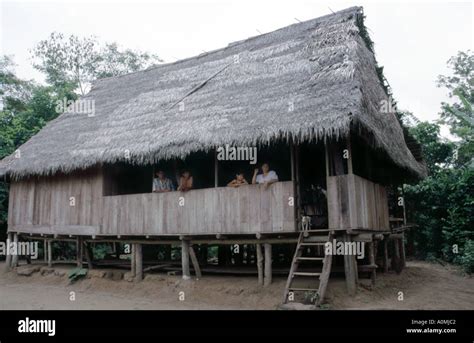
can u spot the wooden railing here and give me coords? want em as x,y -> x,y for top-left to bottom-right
10,177 -> 296,236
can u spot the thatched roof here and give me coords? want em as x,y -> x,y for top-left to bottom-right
0,6 -> 426,179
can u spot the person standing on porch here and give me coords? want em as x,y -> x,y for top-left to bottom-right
152,170 -> 175,192
178,170 -> 193,192
252,162 -> 278,189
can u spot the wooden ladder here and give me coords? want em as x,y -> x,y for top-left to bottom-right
282,230 -> 333,306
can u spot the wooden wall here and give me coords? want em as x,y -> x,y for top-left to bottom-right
8,169 -> 295,236
8,168 -> 103,236
327,174 -> 390,231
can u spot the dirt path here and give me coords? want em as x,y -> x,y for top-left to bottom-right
0,260 -> 472,310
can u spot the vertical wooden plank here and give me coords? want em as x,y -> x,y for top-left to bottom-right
346,135 -> 353,175
189,245 -> 202,278
131,243 -> 136,277
399,233 -> 406,268
343,234 -> 357,295
135,243 -> 143,281
76,237 -> 83,267
181,240 -> 190,280
264,243 -> 272,286
368,241 -> 376,286
11,233 -> 19,267
4,232 -> 12,271
383,237 -> 389,273
256,243 -> 263,286
84,242 -> 93,269
47,240 -> 53,267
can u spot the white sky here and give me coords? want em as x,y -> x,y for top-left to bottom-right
1,0 -> 473,130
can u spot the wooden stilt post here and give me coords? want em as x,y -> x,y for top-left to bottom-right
135,243 -> 143,281
83,242 -> 93,269
368,241 -> 376,286
76,237 -> 83,268
264,243 -> 272,286
4,232 -> 12,271
11,233 -> 19,268
189,245 -> 202,279
214,149 -> 219,188
47,240 -> 53,268
181,240 -> 191,280
399,233 -> 406,269
131,243 -> 136,277
256,243 -> 263,286
43,239 -> 48,263
393,236 -> 401,274
343,234 -> 357,295
383,236 -> 389,273
394,238 -> 400,259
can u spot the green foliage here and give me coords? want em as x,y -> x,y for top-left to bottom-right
0,33 -> 160,255
437,50 -> 474,168
409,122 -> 454,173
405,168 -> 474,270
68,267 -> 88,283
458,240 -> 474,273
31,32 -> 162,95
403,51 -> 473,273
92,243 -> 113,260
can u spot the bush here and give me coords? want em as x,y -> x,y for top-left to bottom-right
405,167 -> 474,272
459,240 -> 474,273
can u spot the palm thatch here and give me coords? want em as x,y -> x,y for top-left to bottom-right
0,6 -> 426,179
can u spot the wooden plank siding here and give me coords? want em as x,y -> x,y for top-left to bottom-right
327,174 -> 390,231
8,168 -> 295,236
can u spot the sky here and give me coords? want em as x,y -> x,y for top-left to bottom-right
0,0 -> 472,132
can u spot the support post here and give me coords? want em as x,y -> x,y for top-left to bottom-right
343,234 -> 357,295
83,242 -> 93,269
368,241 -> 376,286
189,244 -> 202,279
135,243 -> 143,281
4,232 -> 12,271
76,237 -> 83,268
11,233 -> 19,268
131,243 -> 136,277
383,237 -> 389,273
346,135 -> 353,175
392,236 -> 402,274
181,240 -> 191,280
214,149 -> 218,188
264,243 -> 272,286
43,239 -> 48,263
256,243 -> 264,286
399,233 -> 406,269
47,240 -> 53,268
394,238 -> 401,259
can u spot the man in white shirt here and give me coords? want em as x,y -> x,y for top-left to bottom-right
252,163 -> 278,189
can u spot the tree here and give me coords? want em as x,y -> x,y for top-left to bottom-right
409,122 -> 454,174
437,50 -> 474,167
1,36 -> 161,241
32,33 -> 162,95
403,51 -> 474,272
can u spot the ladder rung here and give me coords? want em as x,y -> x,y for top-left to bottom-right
296,257 -> 324,261
288,288 -> 319,292
300,243 -> 326,246
293,272 -> 321,277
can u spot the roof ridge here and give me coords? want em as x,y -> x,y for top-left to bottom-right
91,6 -> 362,87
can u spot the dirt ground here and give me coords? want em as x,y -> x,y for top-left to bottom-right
0,260 -> 472,310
